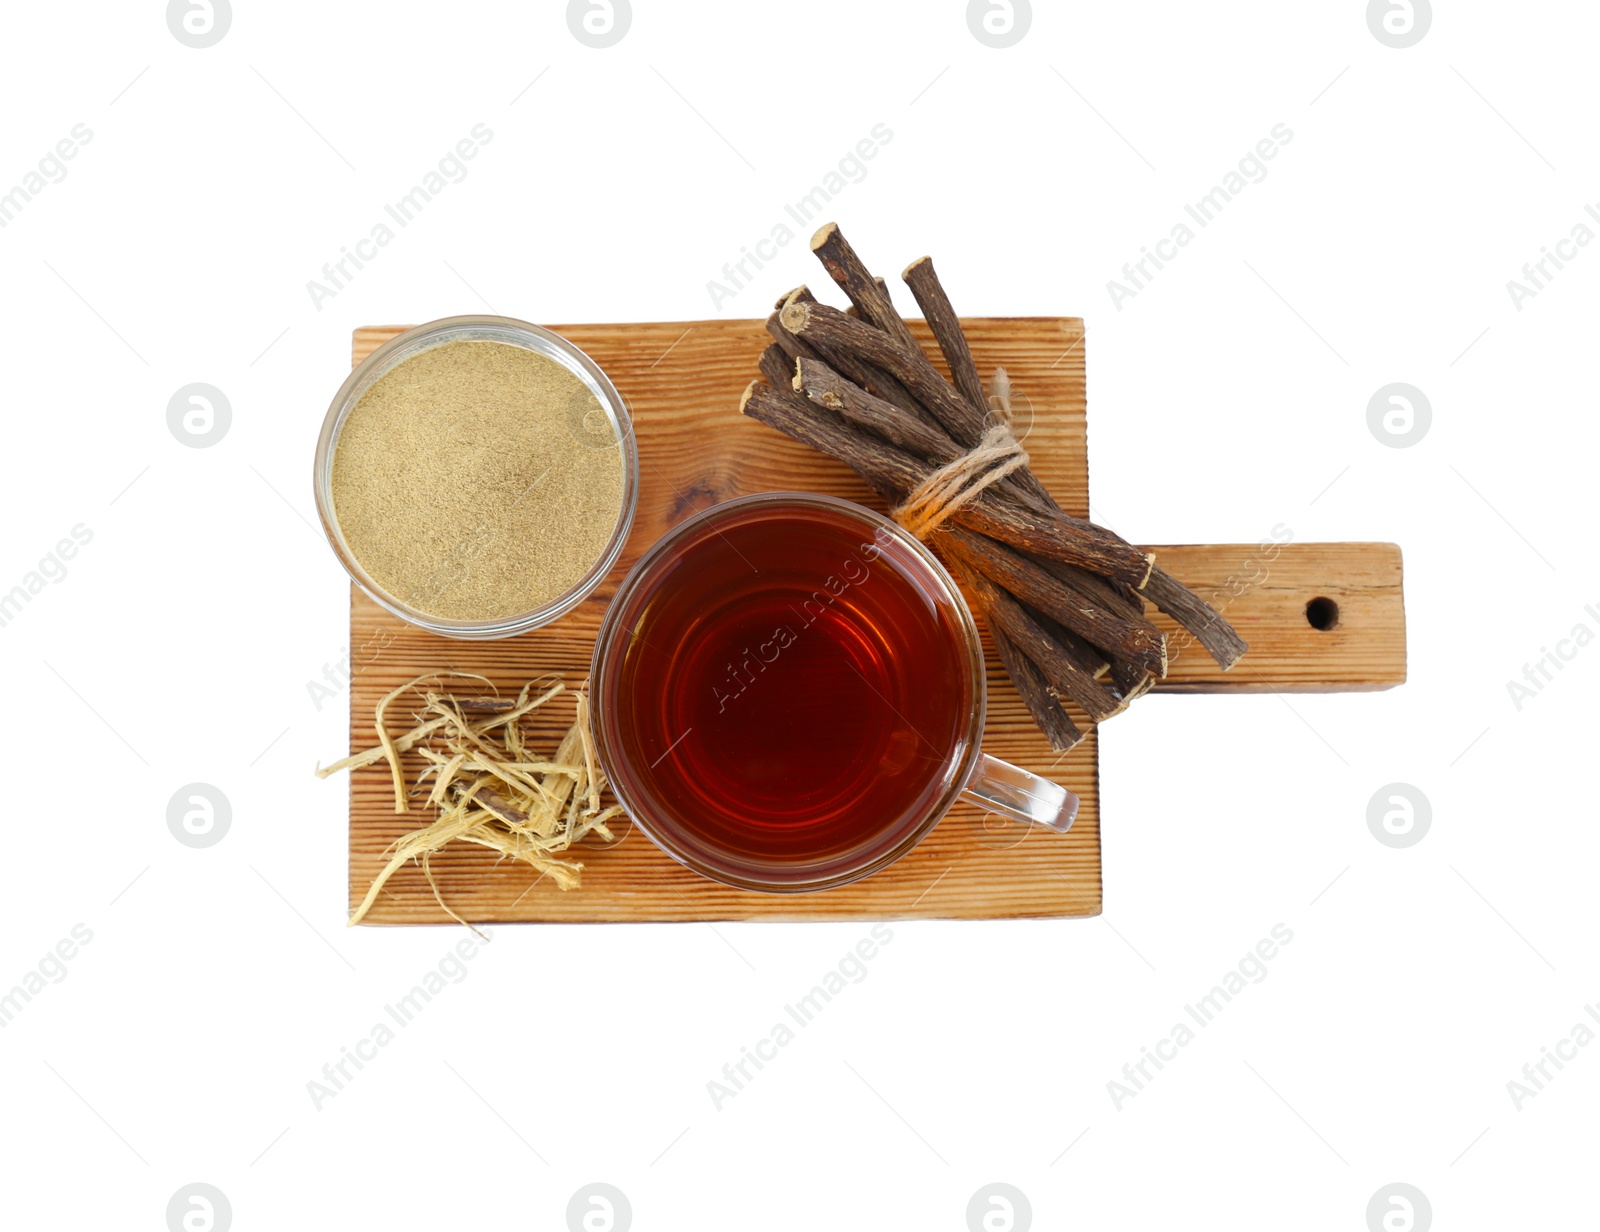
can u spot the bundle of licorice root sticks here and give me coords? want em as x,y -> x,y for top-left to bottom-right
740,223 -> 1248,751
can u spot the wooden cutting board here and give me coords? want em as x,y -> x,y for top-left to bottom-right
343,318 -> 1405,924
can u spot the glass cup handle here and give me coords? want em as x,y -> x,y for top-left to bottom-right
961,752 -> 1080,834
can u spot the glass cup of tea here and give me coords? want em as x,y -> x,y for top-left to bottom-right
590,492 -> 1080,893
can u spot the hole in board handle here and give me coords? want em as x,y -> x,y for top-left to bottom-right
1305,596 -> 1340,631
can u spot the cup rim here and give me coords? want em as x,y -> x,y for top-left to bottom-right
312,314 -> 640,640
590,491 -> 989,894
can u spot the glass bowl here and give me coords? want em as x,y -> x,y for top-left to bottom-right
312,315 -> 638,639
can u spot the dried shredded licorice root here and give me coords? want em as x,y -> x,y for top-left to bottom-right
318,673 -> 623,930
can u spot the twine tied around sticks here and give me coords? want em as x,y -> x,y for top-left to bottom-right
891,367 -> 1027,540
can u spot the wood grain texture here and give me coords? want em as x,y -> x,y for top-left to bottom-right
1150,542 -> 1405,692
343,319 -> 1403,925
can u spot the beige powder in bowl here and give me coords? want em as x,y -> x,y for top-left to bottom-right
331,340 -> 624,622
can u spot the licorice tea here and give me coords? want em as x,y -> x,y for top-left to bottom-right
598,497 -> 976,882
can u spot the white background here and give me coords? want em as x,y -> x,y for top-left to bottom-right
2,2 -> 1594,1229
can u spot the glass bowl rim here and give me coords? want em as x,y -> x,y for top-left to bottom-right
312,314 -> 639,640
